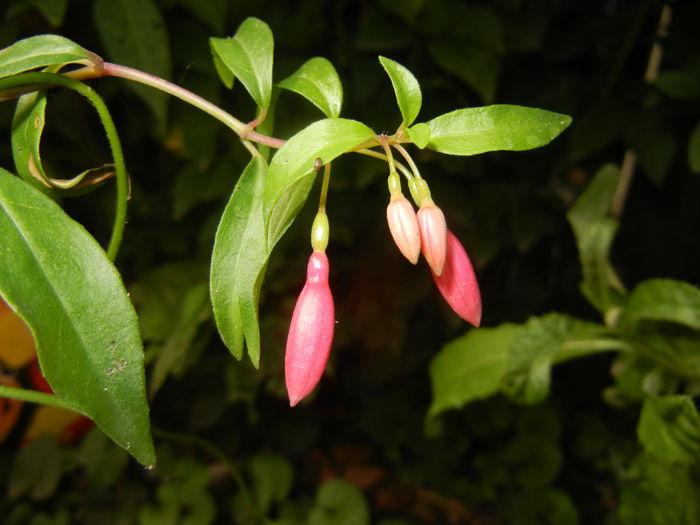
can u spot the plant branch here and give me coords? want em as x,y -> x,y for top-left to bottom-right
0,384 -> 75,410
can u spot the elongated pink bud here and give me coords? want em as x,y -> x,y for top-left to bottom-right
432,230 -> 482,326
285,250 -> 335,406
387,193 -> 421,264
417,203 -> 447,276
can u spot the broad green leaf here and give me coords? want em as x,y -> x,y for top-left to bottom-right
210,17 -> 273,109
424,105 -> 572,156
688,121 -> 700,173
504,437 -> 562,488
278,57 -> 343,118
406,122 -> 430,148
0,169 -> 155,466
378,56 -> 421,126
618,454 -> 700,525
12,91 -> 115,194
94,0 -> 171,135
264,118 -> 376,247
0,34 -> 97,79
428,324 -> 520,417
211,157 -> 269,366
249,453 -> 294,514
80,427 -> 129,488
638,395 -> 700,465
622,279 -> 700,331
503,314 -> 617,404
428,39 -> 499,103
308,479 -> 370,525
567,164 -> 626,312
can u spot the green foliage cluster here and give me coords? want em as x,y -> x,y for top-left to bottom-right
0,0 -> 700,524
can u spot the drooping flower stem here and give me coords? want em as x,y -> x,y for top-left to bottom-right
392,143 -> 422,180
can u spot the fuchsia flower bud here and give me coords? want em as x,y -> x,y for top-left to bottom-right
386,193 -> 421,264
432,230 -> 482,327
285,250 -> 335,407
417,202 -> 447,276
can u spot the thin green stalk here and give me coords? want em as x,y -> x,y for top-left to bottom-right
318,162 -> 331,211
0,72 -> 128,261
392,143 -> 422,180
0,384 -> 74,410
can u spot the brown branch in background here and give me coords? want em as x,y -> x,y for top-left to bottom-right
610,2 -> 673,219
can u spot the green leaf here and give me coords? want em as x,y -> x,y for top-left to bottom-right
655,70 -> 700,100
378,56 -> 422,126
211,157 -> 269,366
688,121 -> 700,174
622,279 -> 700,331
31,0 -> 68,26
210,42 -> 234,89
428,39 -> 499,103
618,454 -> 700,525
0,169 -> 155,466
249,453 -> 294,513
424,105 -> 572,156
625,113 -> 675,185
638,395 -> 700,465
176,0 -> 227,34
566,164 -> 626,312
210,17 -> 273,109
80,427 -> 129,488
8,435 -> 62,500
278,57 -> 343,118
308,479 -> 370,525
428,324 -> 520,417
264,118 -> 376,247
94,0 -> 171,135
503,314 -> 617,404
0,34 -> 98,79
505,488 -> 579,525
406,122 -> 430,148
11,91 -> 115,194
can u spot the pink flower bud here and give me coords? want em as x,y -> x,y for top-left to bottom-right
285,250 -> 335,407
386,193 -> 421,264
432,230 -> 482,327
417,203 -> 447,276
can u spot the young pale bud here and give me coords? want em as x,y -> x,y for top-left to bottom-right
431,230 -> 482,326
417,202 -> 447,276
386,193 -> 421,264
285,250 -> 335,407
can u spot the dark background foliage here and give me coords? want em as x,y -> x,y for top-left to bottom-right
1,0 -> 699,523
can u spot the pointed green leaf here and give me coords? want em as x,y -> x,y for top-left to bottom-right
249,453 -> 294,513
211,157 -> 269,366
503,314 -> 618,404
32,0 -> 69,26
210,17 -> 273,109
425,105 -> 572,156
0,169 -> 154,466
278,57 -> 343,118
0,34 -> 98,79
566,164 -> 626,312
210,42 -> 234,89
378,56 -> 421,126
429,324 -> 520,417
264,118 -> 376,247
11,91 -> 114,194
638,395 -> 700,465
622,279 -> 700,331
94,0 -> 171,134
406,122 -> 430,149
